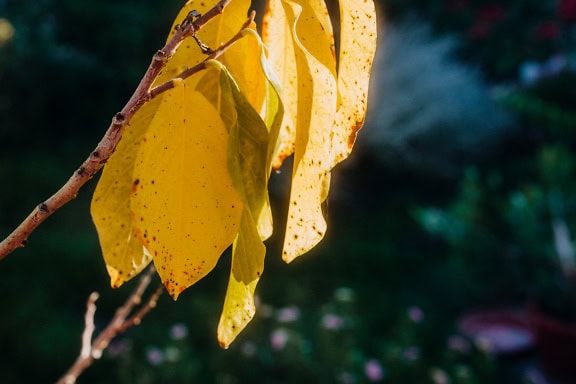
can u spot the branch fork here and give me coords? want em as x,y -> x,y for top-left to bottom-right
0,0 -> 246,260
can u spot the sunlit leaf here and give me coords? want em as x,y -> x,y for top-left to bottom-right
90,97 -> 164,288
331,0 -> 378,165
275,0 -> 338,262
131,76 -> 243,299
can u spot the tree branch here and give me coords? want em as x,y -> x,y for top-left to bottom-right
0,0 -> 233,261
57,266 -> 162,384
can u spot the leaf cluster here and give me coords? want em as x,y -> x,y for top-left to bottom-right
91,0 -> 377,346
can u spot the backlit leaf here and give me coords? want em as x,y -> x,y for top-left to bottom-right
131,76 -> 243,299
261,0 -> 376,262
331,0 -> 378,165
274,0 -> 338,262
90,96 -> 164,288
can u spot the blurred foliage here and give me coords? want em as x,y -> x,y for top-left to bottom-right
380,0 -> 573,81
0,0 -> 575,383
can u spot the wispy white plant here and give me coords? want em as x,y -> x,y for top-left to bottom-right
363,21 -> 511,176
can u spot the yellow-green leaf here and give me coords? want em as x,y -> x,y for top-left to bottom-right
209,59 -> 272,346
131,76 -> 243,299
217,209 -> 264,348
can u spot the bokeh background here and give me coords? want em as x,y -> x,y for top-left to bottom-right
1,0 -> 576,383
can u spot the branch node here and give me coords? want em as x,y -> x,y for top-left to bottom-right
38,203 -> 49,214
112,112 -> 125,125
76,167 -> 87,178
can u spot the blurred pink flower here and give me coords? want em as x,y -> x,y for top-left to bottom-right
364,359 -> 384,382
407,306 -> 424,323
169,323 -> 189,340
270,328 -> 290,351
321,313 -> 345,330
146,346 -> 165,366
276,306 -> 300,323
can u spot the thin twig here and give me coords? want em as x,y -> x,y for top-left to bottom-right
149,11 -> 256,98
80,292 -> 99,359
57,266 -> 162,384
0,0 -> 233,261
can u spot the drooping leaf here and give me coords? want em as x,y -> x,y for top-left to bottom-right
273,0 -> 338,262
92,0 -> 247,288
331,0 -> 378,166
263,0 -> 337,171
131,76 -> 243,299
204,38 -> 283,345
90,96 -> 163,288
261,0 -> 376,263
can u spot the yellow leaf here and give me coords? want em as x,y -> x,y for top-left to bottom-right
220,30 -> 268,116
262,0 -> 299,168
154,0 -> 251,86
90,97 -> 163,288
331,0 -> 378,165
277,0 -> 338,263
263,0 -> 336,170
131,76 -> 243,299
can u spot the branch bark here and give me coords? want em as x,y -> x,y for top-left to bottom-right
57,266 -> 163,384
0,0 -> 233,261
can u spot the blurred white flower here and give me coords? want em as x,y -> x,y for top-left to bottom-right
164,346 -> 180,363
334,287 -> 355,302
241,341 -> 257,358
337,371 -> 357,384
430,368 -> 450,384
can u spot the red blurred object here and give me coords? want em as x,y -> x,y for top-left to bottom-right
535,21 -> 561,40
458,309 -> 533,356
558,0 -> 576,23
477,4 -> 506,22
528,305 -> 576,381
